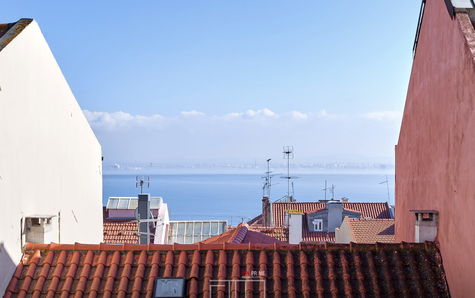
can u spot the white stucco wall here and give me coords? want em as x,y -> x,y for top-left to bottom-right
0,20 -> 103,294
154,202 -> 170,244
335,217 -> 353,243
288,213 -> 303,244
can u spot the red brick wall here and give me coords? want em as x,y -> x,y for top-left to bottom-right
396,1 -> 475,296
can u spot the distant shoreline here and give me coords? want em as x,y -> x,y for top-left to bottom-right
102,168 -> 395,176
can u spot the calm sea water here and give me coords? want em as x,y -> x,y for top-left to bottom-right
103,173 -> 394,225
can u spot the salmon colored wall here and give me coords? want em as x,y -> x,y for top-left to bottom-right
396,1 -> 475,297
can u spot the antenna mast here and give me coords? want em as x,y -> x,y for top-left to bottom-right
281,146 -> 295,202
262,158 -> 273,198
266,158 -> 272,197
322,180 -> 328,201
136,176 -> 150,194
379,175 -> 391,205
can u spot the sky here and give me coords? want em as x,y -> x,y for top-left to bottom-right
2,1 -> 422,166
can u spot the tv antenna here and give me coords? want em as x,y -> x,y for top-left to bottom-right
379,175 -> 391,205
322,180 -> 328,201
281,146 -> 296,202
261,158 -> 273,198
136,176 -> 150,194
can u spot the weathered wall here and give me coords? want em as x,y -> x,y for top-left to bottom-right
335,217 -> 352,243
0,20 -> 103,294
396,1 -> 475,296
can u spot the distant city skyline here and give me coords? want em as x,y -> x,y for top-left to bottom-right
2,1 -> 421,164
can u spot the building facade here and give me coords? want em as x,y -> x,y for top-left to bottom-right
396,1 -> 475,296
0,19 -> 103,294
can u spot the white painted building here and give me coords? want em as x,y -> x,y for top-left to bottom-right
104,196 -> 170,244
0,19 -> 103,294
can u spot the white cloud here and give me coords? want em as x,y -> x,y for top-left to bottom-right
83,110 -> 164,129
223,108 -> 278,120
289,111 -> 308,120
84,108 -> 400,163
316,109 -> 343,119
180,110 -> 205,117
360,111 -> 402,121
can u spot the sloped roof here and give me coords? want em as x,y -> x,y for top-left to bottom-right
103,219 -> 139,244
302,223 -> 336,242
271,202 -> 392,227
249,226 -> 288,242
0,19 -> 32,52
345,218 -> 395,243
4,242 -> 450,297
250,225 -> 336,243
202,223 -> 283,244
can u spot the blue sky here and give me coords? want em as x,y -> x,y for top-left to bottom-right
3,1 -> 421,165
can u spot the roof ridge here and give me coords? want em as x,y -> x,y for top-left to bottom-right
0,18 -> 33,52
349,218 -> 395,221
229,223 -> 249,243
23,241 -> 436,252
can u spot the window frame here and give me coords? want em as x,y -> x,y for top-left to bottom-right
312,218 -> 323,231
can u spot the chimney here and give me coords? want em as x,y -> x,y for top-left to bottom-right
410,210 -> 438,242
262,196 -> 272,226
288,211 -> 303,244
138,194 -> 150,244
327,201 -> 343,232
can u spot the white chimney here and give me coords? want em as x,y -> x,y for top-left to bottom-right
288,211 -> 303,244
410,210 -> 438,242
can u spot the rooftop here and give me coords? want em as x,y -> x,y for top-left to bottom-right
343,218 -> 395,243
106,197 -> 162,210
103,219 -> 139,244
202,223 -> 284,245
0,19 -> 32,53
4,242 -> 450,297
270,202 -> 392,228
249,202 -> 392,243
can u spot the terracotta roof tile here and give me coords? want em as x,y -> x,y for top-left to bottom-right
249,225 -> 336,243
345,218 -> 395,243
202,223 -> 284,245
271,202 -> 392,227
103,219 -> 140,244
4,241 -> 450,297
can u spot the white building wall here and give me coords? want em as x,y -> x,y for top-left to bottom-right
335,217 -> 353,243
288,213 -> 303,244
0,20 -> 103,294
154,202 -> 170,244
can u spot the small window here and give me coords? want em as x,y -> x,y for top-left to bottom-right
193,222 -> 202,234
185,223 -> 193,236
118,198 -> 130,209
129,199 -> 138,210
177,223 -> 185,235
31,218 -> 41,226
312,219 -> 323,231
154,278 -> 185,297
202,222 -> 210,235
210,222 -> 219,235
107,198 -> 119,209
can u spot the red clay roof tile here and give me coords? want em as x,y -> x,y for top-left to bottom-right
345,218 -> 395,243
202,223 -> 284,245
271,202 -> 392,227
103,219 -> 140,244
5,242 -> 449,297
